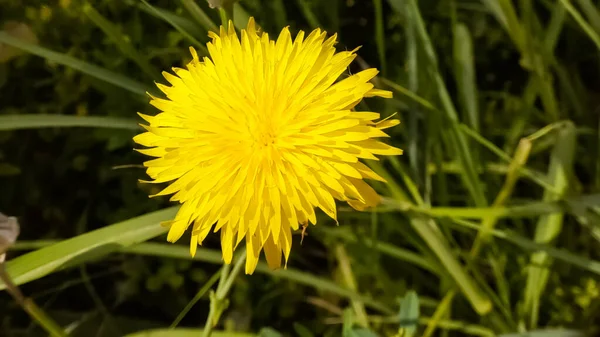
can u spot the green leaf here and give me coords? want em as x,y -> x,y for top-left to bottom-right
342,308 -> 355,337
181,0 -> 218,31
0,31 -> 151,96
373,0 -> 386,75
0,115 -> 140,131
293,323 -> 315,337
453,23 -> 479,131
124,328 -> 255,337
398,291 -> 419,337
350,329 -> 380,337
83,3 -> 160,80
524,122 -> 576,327
498,330 -> 584,337
258,327 -> 283,337
140,0 -> 208,55
0,207 -> 178,291
449,218 -> 600,276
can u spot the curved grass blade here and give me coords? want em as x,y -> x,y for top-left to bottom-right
83,4 -> 160,80
181,0 -> 217,32
0,115 -> 140,131
448,218 -> 600,276
0,32 -> 150,96
125,329 -> 255,337
128,243 -> 395,314
134,1 -> 205,39
140,0 -> 208,55
0,207 -> 178,291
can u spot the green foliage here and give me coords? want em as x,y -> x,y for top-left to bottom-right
1,0 -> 600,336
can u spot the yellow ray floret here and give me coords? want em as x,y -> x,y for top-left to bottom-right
133,18 -> 403,274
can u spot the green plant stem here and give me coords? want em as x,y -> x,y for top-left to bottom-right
171,269 -> 222,328
0,264 -> 67,337
335,244 -> 369,328
218,3 -> 233,27
201,251 -> 246,337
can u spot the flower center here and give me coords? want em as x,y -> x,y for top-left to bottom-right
258,131 -> 276,147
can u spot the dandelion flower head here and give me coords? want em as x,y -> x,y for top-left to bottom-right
134,18 -> 403,274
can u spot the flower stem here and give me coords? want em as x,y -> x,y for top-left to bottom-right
0,264 -> 68,337
218,3 -> 234,27
201,250 -> 247,337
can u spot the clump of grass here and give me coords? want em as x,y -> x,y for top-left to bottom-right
0,0 -> 599,336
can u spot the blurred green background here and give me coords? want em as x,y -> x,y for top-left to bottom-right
1,0 -> 600,336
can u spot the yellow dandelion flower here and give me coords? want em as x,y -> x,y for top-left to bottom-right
134,18 -> 403,274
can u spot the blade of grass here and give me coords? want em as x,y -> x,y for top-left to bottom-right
0,32 -> 151,96
0,207 -> 178,291
0,115 -> 140,131
140,0 -> 208,55
171,269 -> 221,328
126,243 -> 396,314
232,3 -> 251,30
381,78 -> 437,112
459,123 -> 557,192
270,0 -> 288,30
453,23 -> 479,132
410,216 -> 492,315
404,2 -> 423,188
560,0 -> 600,50
577,0 -> 600,33
5,239 -> 398,315
335,245 -> 369,328
181,0 -> 217,31
296,0 -> 321,29
373,0 -> 386,75
83,4 -> 160,80
368,162 -> 492,315
405,0 -> 487,207
448,218 -> 600,276
316,226 -> 440,275
133,0 -> 205,39
125,329 -> 255,337
523,121 -> 576,328
469,138 -> 532,257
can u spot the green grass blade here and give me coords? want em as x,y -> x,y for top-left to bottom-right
373,0 -> 386,75
181,0 -> 217,31
233,3 -> 252,30
125,243 -> 396,314
459,123 -> 556,192
316,226 -> 440,274
398,291 -> 420,337
560,0 -> 600,50
410,217 -> 492,315
577,0 -> 600,33
296,0 -> 321,28
368,161 -> 492,315
0,115 -> 140,131
0,207 -> 179,291
0,32 -> 150,96
140,0 -> 208,55
125,329 -> 255,337
498,330 -> 584,337
135,1 -> 205,39
405,0 -> 487,207
404,5 -> 422,182
523,122 -> 576,328
453,23 -> 479,131
449,219 -> 600,276
83,4 -> 160,80
270,0 -> 288,30
381,78 -> 437,112
6,239 -> 398,314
